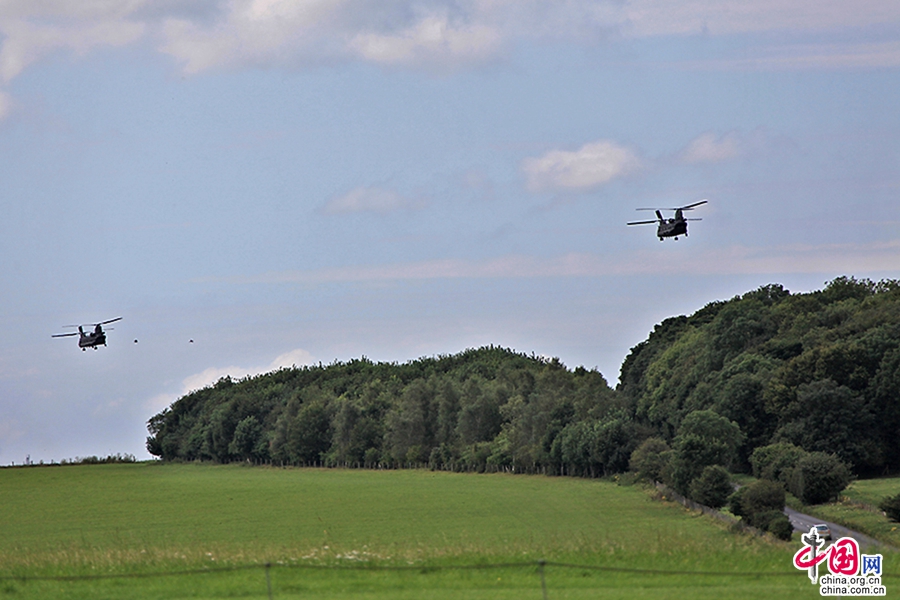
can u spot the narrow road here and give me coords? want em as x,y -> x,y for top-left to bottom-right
784,506 -> 891,551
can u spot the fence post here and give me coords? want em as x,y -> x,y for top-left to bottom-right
265,562 -> 273,600
538,560 -> 548,600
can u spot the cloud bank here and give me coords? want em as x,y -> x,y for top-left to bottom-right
204,240 -> 900,285
0,0 -> 897,91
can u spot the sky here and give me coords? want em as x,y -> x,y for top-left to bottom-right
1,0 -> 899,464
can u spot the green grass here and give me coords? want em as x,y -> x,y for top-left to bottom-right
0,463 -> 864,598
791,476 -> 900,548
842,476 -> 900,507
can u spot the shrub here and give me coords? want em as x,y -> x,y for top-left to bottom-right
689,465 -> 733,509
728,486 -> 748,518
730,479 -> 787,533
767,514 -> 794,541
750,442 -> 806,483
879,493 -> 900,522
749,509 -> 784,531
629,437 -> 670,482
740,479 -> 786,515
788,452 -> 851,505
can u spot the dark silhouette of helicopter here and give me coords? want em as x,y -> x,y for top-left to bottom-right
52,317 -> 122,350
627,200 -> 707,240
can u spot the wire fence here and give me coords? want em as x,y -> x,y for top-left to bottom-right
3,558 -> 890,600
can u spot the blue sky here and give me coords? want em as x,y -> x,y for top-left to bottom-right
1,0 -> 898,463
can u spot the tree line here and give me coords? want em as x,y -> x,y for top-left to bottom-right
147,277 -> 900,506
147,346 -> 632,474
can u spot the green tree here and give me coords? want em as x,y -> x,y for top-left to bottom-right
287,398 -> 334,464
774,380 -> 877,470
689,465 -> 732,508
788,452 -> 851,505
629,437 -> 671,482
750,442 -> 807,483
228,415 -> 266,461
668,410 -> 744,494
457,378 -> 503,445
385,379 -> 433,463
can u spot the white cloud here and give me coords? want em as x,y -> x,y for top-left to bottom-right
0,1 -> 895,85
200,240 -> 900,285
0,5 -> 145,83
270,348 -> 316,369
0,0 -> 897,121
145,347 -> 315,412
678,131 -> 742,164
321,186 -> 426,215
349,14 -> 501,68
620,0 -> 900,38
521,140 -> 641,192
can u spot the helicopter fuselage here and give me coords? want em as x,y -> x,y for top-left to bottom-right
77,327 -> 107,349
657,210 -> 689,239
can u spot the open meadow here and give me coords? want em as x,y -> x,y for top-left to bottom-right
0,462 -> 874,599
799,476 -> 900,548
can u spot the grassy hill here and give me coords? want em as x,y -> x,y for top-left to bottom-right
0,462 -> 836,599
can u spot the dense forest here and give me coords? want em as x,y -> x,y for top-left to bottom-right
147,277 -> 900,488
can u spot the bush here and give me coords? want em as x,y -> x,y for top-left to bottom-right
767,514 -> 794,541
749,509 -> 785,531
728,486 -> 748,518
750,442 -> 806,483
689,465 -> 733,509
879,493 -> 900,522
730,480 -> 787,533
739,479 -> 786,516
788,452 -> 851,505
629,437 -> 670,482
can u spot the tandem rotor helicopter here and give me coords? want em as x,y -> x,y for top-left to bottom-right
627,200 -> 707,241
52,317 -> 122,350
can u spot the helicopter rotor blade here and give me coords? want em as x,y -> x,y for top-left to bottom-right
679,199 -> 708,210
627,220 -> 659,226
95,317 -> 123,326
635,199 -> 708,211
52,332 -> 79,338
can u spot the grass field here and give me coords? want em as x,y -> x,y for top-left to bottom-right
795,476 -> 900,549
842,476 -> 900,508
0,463 -> 876,598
